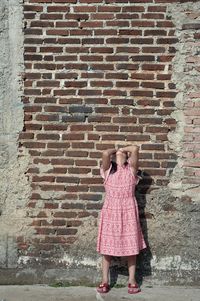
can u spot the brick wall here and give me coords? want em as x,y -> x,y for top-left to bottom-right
14,0 -> 200,284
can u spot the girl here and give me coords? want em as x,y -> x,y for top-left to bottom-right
96,145 -> 147,294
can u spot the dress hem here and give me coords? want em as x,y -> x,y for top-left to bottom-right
96,246 -> 146,257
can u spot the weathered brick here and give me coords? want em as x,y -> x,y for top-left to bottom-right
36,134 -> 60,140
102,134 -> 126,141
141,144 -> 165,151
47,142 -> 70,149
62,133 -> 84,140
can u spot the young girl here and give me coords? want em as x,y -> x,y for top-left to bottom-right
96,145 -> 147,294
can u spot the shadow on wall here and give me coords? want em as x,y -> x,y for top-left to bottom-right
109,171 -> 153,287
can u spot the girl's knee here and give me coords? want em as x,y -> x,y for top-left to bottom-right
104,254 -> 112,261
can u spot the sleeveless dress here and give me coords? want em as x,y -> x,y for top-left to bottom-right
96,161 -> 147,256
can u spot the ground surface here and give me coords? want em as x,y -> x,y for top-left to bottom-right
0,285 -> 199,301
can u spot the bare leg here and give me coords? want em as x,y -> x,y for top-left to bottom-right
127,255 -> 136,284
102,255 -> 112,283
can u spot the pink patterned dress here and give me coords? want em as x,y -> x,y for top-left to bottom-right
96,161 -> 147,256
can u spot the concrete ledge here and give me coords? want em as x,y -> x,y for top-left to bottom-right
0,285 -> 200,301
0,266 -> 199,287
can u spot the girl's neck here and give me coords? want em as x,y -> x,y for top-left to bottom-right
116,159 -> 126,166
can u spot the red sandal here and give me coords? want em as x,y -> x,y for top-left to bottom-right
96,282 -> 110,293
128,282 -> 141,294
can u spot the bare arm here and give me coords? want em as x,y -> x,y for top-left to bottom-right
118,145 -> 139,176
102,148 -> 116,171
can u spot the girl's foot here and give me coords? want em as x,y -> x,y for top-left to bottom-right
96,282 -> 110,293
128,282 -> 141,294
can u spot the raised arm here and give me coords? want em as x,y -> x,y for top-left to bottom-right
102,148 -> 116,171
118,145 -> 139,176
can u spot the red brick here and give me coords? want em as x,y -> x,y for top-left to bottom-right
106,20 -> 129,27
141,82 -> 164,89
22,142 -> 46,149
140,161 -> 160,168
88,133 -> 100,140
90,80 -> 113,87
104,90 -> 127,97
70,125 -> 93,131
98,6 -> 121,12
102,134 -> 126,141
30,20 -> 54,27
144,29 -> 167,36
35,228 -> 56,235
95,125 -> 119,131
156,91 -> 178,98
68,168 -> 91,174
62,133 -> 84,140
143,169 -> 166,176
141,144 -> 165,151
131,20 -> 155,27
106,37 -> 129,44
47,6 -> 69,12
24,13 -> 36,19
44,105 -> 67,113
40,184 -> 65,191
75,160 -> 97,166
74,6 -> 96,12
56,177 -> 79,183
113,117 -> 137,123
48,158 -> 72,166
122,5 -> 145,12
116,81 -> 139,88
49,167 -> 68,173
120,126 -> 143,133
71,142 -> 94,149
35,114 -> 59,121
142,13 -> 165,19
24,5 -> 43,12
67,220 -> 83,227
43,124 -> 68,131
47,142 -> 70,149
80,55 -> 103,62
80,178 -> 102,184
95,107 -> 118,114
41,150 -> 64,156
36,134 -> 60,140
96,143 -> 115,151
116,13 -> 139,20
148,6 -> 167,12
40,46 -> 63,53
158,22 -> 175,30
127,135 -> 150,141
80,21 -> 103,28
91,13 -> 114,20
19,132 -> 34,139
146,126 -> 168,133
157,38 -> 179,44
85,98 -> 108,104
32,176 -> 55,182
24,88 -> 41,95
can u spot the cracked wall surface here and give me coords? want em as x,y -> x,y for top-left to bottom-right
0,0 -> 32,269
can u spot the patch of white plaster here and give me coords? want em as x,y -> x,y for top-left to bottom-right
58,254 -> 97,267
151,255 -> 199,271
17,256 -> 31,265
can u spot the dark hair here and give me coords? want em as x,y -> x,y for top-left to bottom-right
110,160 -> 128,174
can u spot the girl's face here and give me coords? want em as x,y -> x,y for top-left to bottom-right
115,150 -> 128,164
